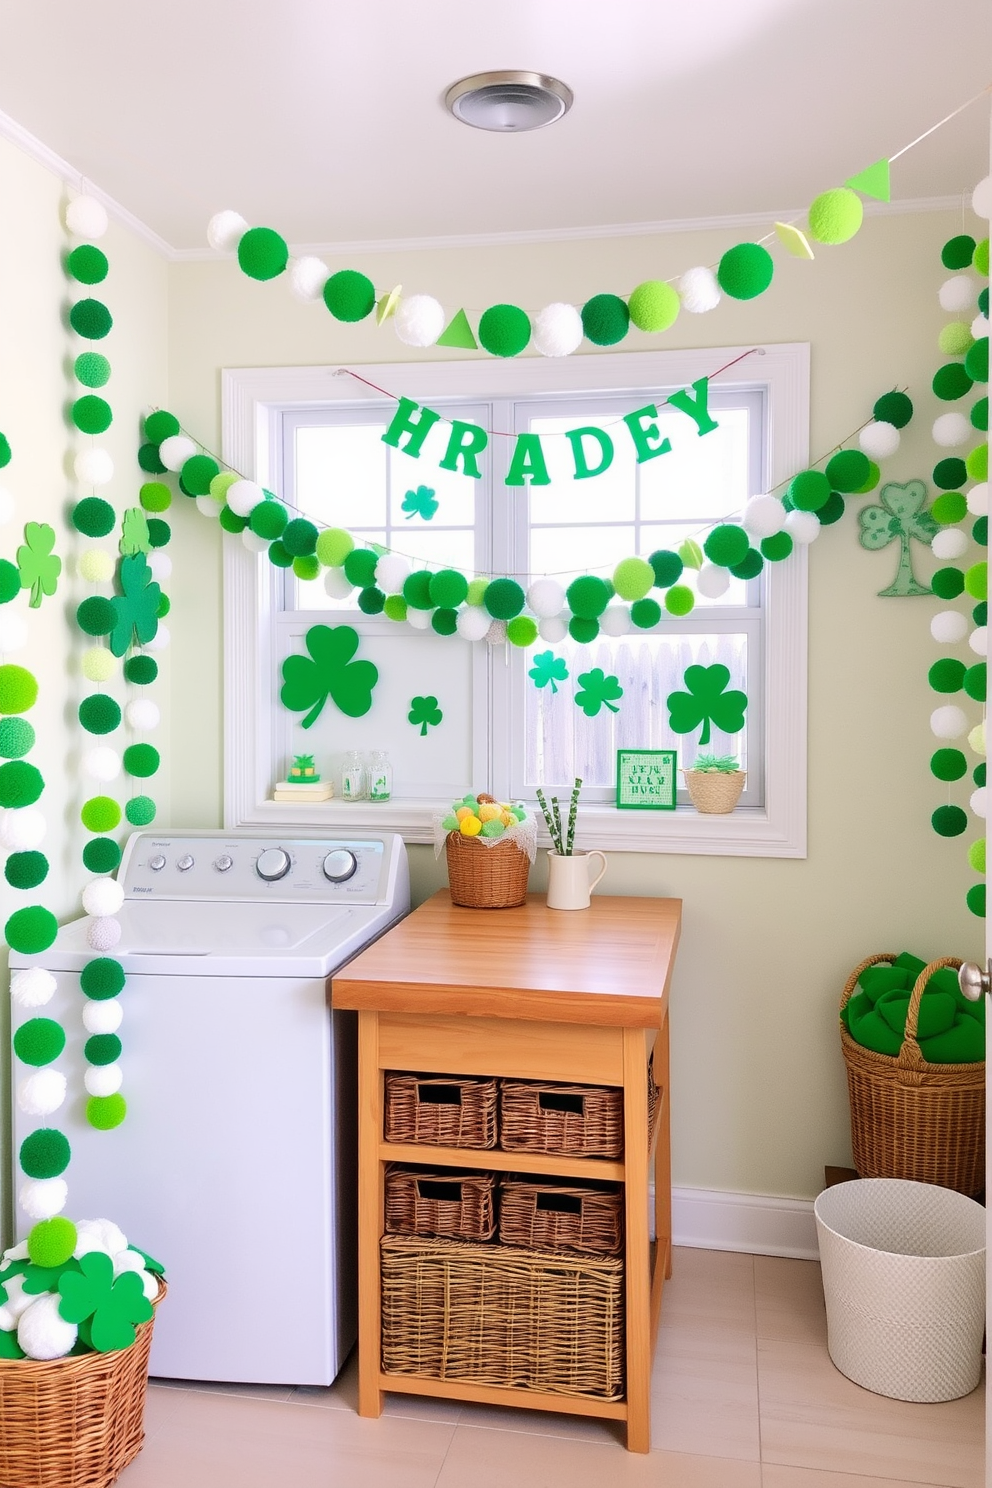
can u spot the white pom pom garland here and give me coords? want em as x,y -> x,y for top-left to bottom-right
158,434 -> 197,472
526,579 -> 566,618
456,606 -> 491,641
696,563 -> 732,599
742,495 -> 786,538
147,551 -> 172,584
0,612 -> 28,653
82,999 -> 123,1035
225,479 -> 265,517
18,1294 -> 77,1361
538,615 -> 568,643
970,787 -> 987,818
858,421 -> 900,459
195,496 -> 222,520
206,210 -> 249,253
969,625 -> 987,655
83,746 -> 121,782
930,609 -> 969,643
323,567 -> 355,600
600,605 -> 632,636
678,267 -> 721,314
125,699 -> 160,731
65,195 -> 109,240
932,412 -> 972,448
930,704 -> 969,739
967,482 -> 989,516
10,967 -> 57,1008
393,294 -> 446,348
931,527 -> 969,560
406,606 -> 432,630
17,1069 -> 67,1117
74,448 -> 114,487
784,509 -> 821,544
19,1177 -> 68,1220
972,176 -> 992,219
289,256 -> 329,302
87,916 -> 122,951
938,276 -> 977,312
84,1063 -> 123,1097
0,808 -> 46,851
374,554 -> 411,595
82,879 -> 125,918
532,303 -> 584,357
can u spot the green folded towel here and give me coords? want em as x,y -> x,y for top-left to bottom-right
844,952 -> 985,1063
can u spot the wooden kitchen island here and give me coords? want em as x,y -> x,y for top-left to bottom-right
332,890 -> 681,1453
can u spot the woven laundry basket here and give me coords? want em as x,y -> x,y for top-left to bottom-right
815,1180 -> 984,1402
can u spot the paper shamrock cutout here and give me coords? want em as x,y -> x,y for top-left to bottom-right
22,1258 -> 81,1295
529,651 -> 569,694
667,664 -> 747,745
408,695 -> 443,735
280,624 -> 379,728
574,668 -> 624,717
58,1250 -> 153,1353
17,523 -> 61,608
857,480 -> 938,597
110,553 -> 161,657
119,507 -> 151,556
401,485 -> 438,521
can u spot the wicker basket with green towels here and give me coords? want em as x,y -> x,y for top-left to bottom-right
842,950 -> 984,1064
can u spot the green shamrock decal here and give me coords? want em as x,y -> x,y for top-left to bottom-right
408,695 -> 443,735
574,668 -> 624,717
667,664 -> 747,746
280,624 -> 379,729
858,480 -> 938,597
58,1251 -> 153,1353
119,507 -> 151,556
529,651 -> 569,694
110,553 -> 161,657
401,485 -> 438,521
17,523 -> 61,608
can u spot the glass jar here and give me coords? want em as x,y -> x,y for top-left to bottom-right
341,750 -> 365,801
367,751 -> 392,803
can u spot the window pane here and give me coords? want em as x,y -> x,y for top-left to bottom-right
388,445 -> 478,527
385,529 -> 477,574
295,424 -> 387,529
529,525 -> 634,589
640,407 -> 751,522
528,414 -> 637,526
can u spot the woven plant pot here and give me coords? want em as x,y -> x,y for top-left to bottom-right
0,1282 -> 165,1488
683,769 -> 745,814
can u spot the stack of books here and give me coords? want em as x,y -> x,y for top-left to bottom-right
272,779 -> 334,803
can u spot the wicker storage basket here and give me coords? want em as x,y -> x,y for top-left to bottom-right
385,1165 -> 497,1241
500,1078 -> 625,1159
0,1281 -> 165,1488
683,770 -> 745,814
499,1176 -> 623,1255
840,954 -> 985,1198
384,1072 -> 498,1149
445,795 -> 530,909
380,1234 -> 624,1400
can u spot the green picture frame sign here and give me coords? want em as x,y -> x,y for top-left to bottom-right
616,749 -> 677,810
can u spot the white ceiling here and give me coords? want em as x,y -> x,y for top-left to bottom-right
0,0 -> 989,254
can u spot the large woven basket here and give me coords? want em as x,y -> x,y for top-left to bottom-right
445,796 -> 530,909
0,1281 -> 165,1488
384,1072 -> 498,1149
840,954 -> 984,1198
499,1177 -> 623,1256
385,1165 -> 496,1241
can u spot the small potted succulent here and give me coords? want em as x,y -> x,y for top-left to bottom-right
683,754 -> 746,814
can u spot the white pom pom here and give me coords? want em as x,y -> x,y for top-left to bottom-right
83,999 -> 122,1035
83,746 -> 121,782
82,879 -> 125,918
79,548 -> 115,584
406,606 -> 432,630
323,567 -> 354,599
969,625 -> 987,655
938,276 -> 977,313
82,646 -> 117,684
967,482 -> 988,516
931,609 -> 969,643
87,916 -> 122,951
972,314 -> 989,340
241,529 -> 269,553
17,1069 -> 67,1117
0,808 -> 46,851
784,509 -> 820,544
145,622 -> 170,652
206,210 -> 249,252
289,256 -> 329,302
19,1177 -> 67,1221
158,434 -> 197,472
970,787 -> 987,818
74,448 -> 114,487
532,303 -> 583,357
858,421 -> 900,459
456,606 -> 492,641
696,563 -> 732,599
125,699 -> 159,731
147,551 -> 172,584
971,176 -> 992,219
18,1294 -> 77,1360
600,605 -> 632,636
932,412 -> 972,448
2,1242 -> 29,1264
969,720 -> 987,756
538,616 -> 568,643
678,267 -> 721,314
527,579 -> 566,618
10,967 -> 57,1008
89,1220 -> 128,1256
195,495 -> 222,519
0,486 -> 15,525
73,1219 -> 113,1258
393,294 -> 445,348
225,479 -> 265,517
930,704 -> 968,739
486,619 -> 507,646
65,195 -> 109,240
0,1274 -> 35,1329
140,1270 -> 160,1301
931,527 -> 969,559
112,1248 -> 144,1279
742,495 -> 786,539
84,1063 -> 123,1097
374,554 -> 410,595
0,612 -> 28,653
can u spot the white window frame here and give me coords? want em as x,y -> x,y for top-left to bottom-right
222,343 -> 808,857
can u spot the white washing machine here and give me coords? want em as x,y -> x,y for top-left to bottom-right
10,830 -> 410,1386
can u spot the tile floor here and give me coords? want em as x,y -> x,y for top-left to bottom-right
119,1248 -> 984,1488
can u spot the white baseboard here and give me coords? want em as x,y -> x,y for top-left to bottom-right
666,1185 -> 818,1261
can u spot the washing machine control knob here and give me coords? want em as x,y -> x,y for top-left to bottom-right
148,854 -> 166,872
256,848 -> 291,882
176,854 -> 195,872
214,855 -> 234,872
322,849 -> 358,883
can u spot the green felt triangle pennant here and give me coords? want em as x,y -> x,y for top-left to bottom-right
845,159 -> 890,203
437,309 -> 478,350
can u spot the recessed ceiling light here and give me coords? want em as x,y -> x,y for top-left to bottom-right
444,71 -> 573,133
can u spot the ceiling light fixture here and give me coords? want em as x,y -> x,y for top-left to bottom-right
444,71 -> 573,133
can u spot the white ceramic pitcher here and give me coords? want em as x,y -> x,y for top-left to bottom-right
546,850 -> 608,910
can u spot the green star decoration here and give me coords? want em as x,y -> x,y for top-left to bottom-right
17,523 -> 61,608
110,553 -> 161,657
529,651 -> 569,694
119,507 -> 151,556
58,1251 -> 153,1353
574,668 -> 624,717
667,664 -> 747,746
280,624 -> 379,728
857,480 -> 938,597
401,485 -> 438,521
408,695 -> 443,734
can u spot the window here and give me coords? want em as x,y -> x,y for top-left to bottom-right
222,345 -> 808,855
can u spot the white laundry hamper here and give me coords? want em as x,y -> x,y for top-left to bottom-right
814,1178 -> 985,1402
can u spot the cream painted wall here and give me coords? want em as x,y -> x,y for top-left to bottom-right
166,209 -> 985,1201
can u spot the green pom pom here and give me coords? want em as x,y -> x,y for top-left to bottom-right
180,455 -> 219,496
28,1217 -> 77,1267
965,338 -> 989,384
466,578 -> 488,606
81,958 -> 125,1000
13,1017 -> 65,1065
74,352 -> 111,388
71,395 -> 112,434
631,597 -> 661,628
269,541 -> 294,569
982,287 -> 990,315
974,516 -> 988,547
125,795 -> 156,826
123,655 -> 157,686
628,280 -> 680,333
506,615 -> 538,647
0,761 -> 44,807
824,450 -> 870,493
569,616 -> 599,643
928,658 -> 965,692
143,410 -> 180,443
967,883 -> 986,918
0,559 -> 20,604
78,695 -> 121,735
939,323 -> 974,356
343,548 -> 378,588
717,242 -> 774,299
477,303 -> 531,357
282,518 -> 319,557
968,838 -> 986,874
81,796 -> 122,832
932,804 -> 968,837
942,235 -> 976,270
933,457 -> 967,489
292,556 -> 319,583
977,239 -> 991,276
358,586 -> 385,615
157,591 -> 170,619
704,524 -> 750,567
731,549 -> 764,580
485,578 -> 526,619
932,491 -> 967,525
76,596 -> 115,636
139,482 -> 171,513
123,743 -> 159,778
612,557 -> 654,601
931,747 -> 967,781
19,1128 -> 70,1179
87,1094 -> 127,1130
816,490 -> 845,522
249,501 -> 288,540
931,567 -> 965,599
932,363 -> 974,401
85,1034 -> 122,1066
855,461 -> 881,493
580,294 -> 630,346
82,837 -> 121,874
965,662 -> 987,702
0,718 -> 35,758
974,397 -> 990,432
137,443 -> 167,474
807,188 -> 863,245
761,532 -> 794,561
480,818 -> 505,838
0,434 -> 9,469
965,561 -> 987,600
648,550 -> 684,588
441,814 -> 458,830
565,575 -> 610,620
976,762 -> 987,785
429,570 -> 469,608
383,594 -> 407,622
5,851 -> 48,889
0,666 -> 37,715
315,528 -> 354,567
6,904 -> 57,954
403,571 -> 434,609
323,269 -> 375,321
665,585 -> 695,616
431,607 -> 458,635
69,298 -> 112,340
237,226 -> 289,281
146,518 -> 171,548
789,470 -> 831,511
219,507 -> 247,535
967,444 -> 989,483
72,497 -> 116,538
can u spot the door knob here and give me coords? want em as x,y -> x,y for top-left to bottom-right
958,960 -> 992,1001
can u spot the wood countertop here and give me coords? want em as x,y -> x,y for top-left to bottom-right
333,891 -> 681,1028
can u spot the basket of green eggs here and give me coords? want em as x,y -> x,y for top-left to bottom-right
441,793 -> 533,909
